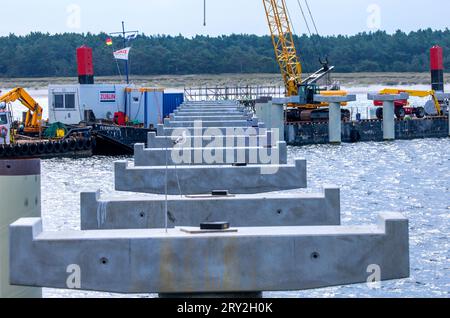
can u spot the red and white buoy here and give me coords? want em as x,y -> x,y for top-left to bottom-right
430,45 -> 444,92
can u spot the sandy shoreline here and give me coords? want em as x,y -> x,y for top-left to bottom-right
0,72 -> 447,91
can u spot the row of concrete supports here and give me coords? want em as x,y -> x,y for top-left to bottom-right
257,93 -> 450,144
4,100 -> 410,297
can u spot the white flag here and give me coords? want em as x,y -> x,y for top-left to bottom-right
113,47 -> 131,60
126,33 -> 138,41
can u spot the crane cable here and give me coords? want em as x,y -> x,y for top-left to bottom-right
296,0 -> 325,62
202,0 -> 325,62
296,0 -> 313,38
203,0 -> 207,26
285,2 -> 307,68
304,0 -> 320,37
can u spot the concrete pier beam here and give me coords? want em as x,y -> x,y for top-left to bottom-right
180,102 -> 240,107
10,213 -> 409,294
133,142 -> 288,166
147,131 -> 274,149
177,106 -> 243,111
255,99 -> 284,142
157,124 -> 265,137
80,187 -> 341,230
114,159 -> 307,195
174,110 -> 251,117
170,115 -> 250,121
368,93 -> 409,141
0,160 -> 42,298
175,109 -> 247,114
178,105 -> 241,109
314,95 -> 357,144
176,109 -> 244,114
182,101 -> 240,107
164,119 -> 254,128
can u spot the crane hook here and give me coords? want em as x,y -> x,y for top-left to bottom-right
319,57 -> 330,71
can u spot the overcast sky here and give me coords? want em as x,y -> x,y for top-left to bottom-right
0,0 -> 448,37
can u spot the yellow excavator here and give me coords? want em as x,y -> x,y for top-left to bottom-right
375,88 -> 444,119
0,87 -> 44,134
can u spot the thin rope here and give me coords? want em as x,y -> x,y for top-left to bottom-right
305,0 -> 320,36
203,0 -> 207,26
154,90 -> 183,197
304,0 -> 325,60
163,123 -> 169,233
110,38 -> 123,81
296,0 -> 324,61
127,44 -> 133,83
295,0 -> 312,37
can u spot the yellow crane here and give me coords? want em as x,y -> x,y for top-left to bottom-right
261,0 -> 350,121
203,0 -> 345,109
0,87 -> 44,134
262,0 -> 302,98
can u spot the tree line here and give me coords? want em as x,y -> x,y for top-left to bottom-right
0,28 -> 448,78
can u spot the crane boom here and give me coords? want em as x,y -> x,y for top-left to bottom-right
203,0 -> 346,120
0,87 -> 43,133
263,0 -> 302,97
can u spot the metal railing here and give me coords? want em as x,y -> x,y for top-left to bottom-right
184,85 -> 286,102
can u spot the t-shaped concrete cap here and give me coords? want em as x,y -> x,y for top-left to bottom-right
272,96 -> 302,104
314,95 -> 357,103
367,93 -> 409,101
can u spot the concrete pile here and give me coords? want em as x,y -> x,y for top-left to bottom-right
9,100 -> 410,296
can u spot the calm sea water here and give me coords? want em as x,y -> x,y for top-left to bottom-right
41,138 -> 450,298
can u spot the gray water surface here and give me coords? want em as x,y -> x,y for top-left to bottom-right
41,139 -> 450,298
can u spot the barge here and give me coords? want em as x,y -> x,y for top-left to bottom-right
44,46 -> 184,155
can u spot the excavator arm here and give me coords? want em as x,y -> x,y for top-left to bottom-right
0,87 -> 43,133
379,88 -> 442,115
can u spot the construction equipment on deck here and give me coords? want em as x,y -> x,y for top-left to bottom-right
201,0 -> 348,121
0,87 -> 43,134
375,88 -> 445,119
262,0 -> 348,121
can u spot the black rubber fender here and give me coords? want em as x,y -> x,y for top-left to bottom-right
61,140 -> 70,153
28,143 -> 38,155
20,143 -> 30,156
68,138 -> 77,151
0,145 -> 6,157
5,145 -> 14,157
37,143 -> 46,154
12,144 -> 22,157
44,142 -> 55,154
53,141 -> 62,153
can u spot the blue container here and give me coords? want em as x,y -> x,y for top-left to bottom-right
163,93 -> 184,118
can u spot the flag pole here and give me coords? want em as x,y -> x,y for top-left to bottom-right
110,22 -> 138,85
122,21 -> 129,84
